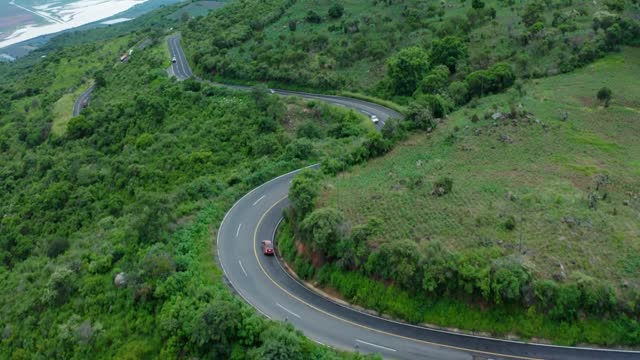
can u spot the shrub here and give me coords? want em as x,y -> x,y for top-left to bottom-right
465,63 -> 515,97
433,177 -> 454,195
597,86 -> 612,107
491,256 -> 531,303
296,120 -> 324,139
380,117 -> 407,142
504,216 -> 516,231
416,93 -> 453,118
305,10 -> 322,24
327,3 -> 344,19
406,102 -> 436,131
283,138 -> 315,160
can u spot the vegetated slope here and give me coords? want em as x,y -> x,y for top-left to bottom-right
184,0 -> 640,94
283,48 -> 640,346
0,12 -> 380,360
326,48 -> 640,291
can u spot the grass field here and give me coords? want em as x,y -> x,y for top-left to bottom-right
321,47 -> 640,296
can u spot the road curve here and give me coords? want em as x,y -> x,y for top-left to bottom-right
179,34 -> 640,359
217,166 -> 640,360
73,84 -> 94,116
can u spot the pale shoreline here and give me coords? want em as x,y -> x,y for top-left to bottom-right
0,0 -> 147,49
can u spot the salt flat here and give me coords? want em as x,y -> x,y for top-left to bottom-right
0,0 -> 147,48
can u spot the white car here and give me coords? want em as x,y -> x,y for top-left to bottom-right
172,56 -> 177,63
371,115 -> 379,124
269,89 -> 275,94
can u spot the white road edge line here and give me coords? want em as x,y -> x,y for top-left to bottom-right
276,302 -> 301,318
252,195 -> 266,206
236,223 -> 242,238
355,339 -> 397,352
238,260 -> 248,277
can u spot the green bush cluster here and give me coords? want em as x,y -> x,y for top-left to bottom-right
278,220 -> 640,345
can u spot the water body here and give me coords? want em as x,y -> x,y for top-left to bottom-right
0,0 -> 148,49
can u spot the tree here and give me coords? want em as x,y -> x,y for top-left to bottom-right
328,3 -> 344,19
289,169 -> 320,222
387,46 -> 430,96
366,240 -> 421,289
300,207 -> 344,258
597,86 -> 612,107
417,65 -> 450,94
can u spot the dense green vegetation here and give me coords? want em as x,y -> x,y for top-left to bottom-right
2,0 -> 640,356
183,0 -> 640,98
0,4 -> 381,358
284,49 -> 640,346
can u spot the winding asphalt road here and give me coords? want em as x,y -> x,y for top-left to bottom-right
71,35 -> 640,359
171,33 -> 639,360
72,84 -> 94,116
168,34 -> 192,80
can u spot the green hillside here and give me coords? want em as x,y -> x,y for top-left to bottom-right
184,0 -> 640,96
282,48 -> 640,345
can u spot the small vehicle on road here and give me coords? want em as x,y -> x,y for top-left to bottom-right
371,115 -> 379,124
261,240 -> 274,256
269,89 -> 275,94
172,56 -> 177,63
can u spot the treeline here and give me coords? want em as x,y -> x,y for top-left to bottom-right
284,171 -> 640,345
0,32 -> 379,358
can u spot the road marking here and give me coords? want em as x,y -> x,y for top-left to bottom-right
356,339 -> 396,352
276,302 -> 301,318
238,260 -> 248,276
252,195 -> 266,206
253,196 -> 540,360
236,223 -> 242,238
